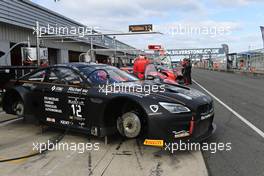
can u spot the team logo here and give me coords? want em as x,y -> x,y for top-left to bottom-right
150,105 -> 159,113
51,85 -> 56,91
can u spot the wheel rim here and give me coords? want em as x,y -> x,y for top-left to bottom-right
14,102 -> 24,116
118,112 -> 141,138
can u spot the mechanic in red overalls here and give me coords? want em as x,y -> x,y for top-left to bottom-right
40,59 -> 49,68
133,55 -> 150,79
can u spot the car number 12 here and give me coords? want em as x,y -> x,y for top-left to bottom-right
71,104 -> 82,118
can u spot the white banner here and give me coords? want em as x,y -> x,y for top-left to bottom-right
21,47 -> 48,61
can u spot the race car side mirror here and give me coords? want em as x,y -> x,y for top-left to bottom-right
146,75 -> 155,80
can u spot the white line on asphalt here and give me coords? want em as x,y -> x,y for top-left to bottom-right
193,79 -> 264,139
0,117 -> 23,127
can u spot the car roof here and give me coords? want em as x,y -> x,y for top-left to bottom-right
48,63 -> 114,72
55,62 -> 107,68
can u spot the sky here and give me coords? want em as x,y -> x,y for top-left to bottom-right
32,0 -> 264,53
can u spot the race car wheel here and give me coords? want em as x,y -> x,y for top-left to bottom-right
12,100 -> 24,117
117,112 -> 141,138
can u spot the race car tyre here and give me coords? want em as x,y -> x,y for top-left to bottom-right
12,100 -> 24,117
117,112 -> 142,138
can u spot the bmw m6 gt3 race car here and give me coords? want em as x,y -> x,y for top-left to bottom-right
2,63 -> 215,142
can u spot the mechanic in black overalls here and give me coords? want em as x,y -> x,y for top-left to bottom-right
185,59 -> 192,85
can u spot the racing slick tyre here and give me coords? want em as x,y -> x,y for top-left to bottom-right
117,112 -> 142,138
12,100 -> 24,117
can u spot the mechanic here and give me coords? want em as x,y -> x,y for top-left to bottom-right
186,59 -> 192,85
133,55 -> 150,79
40,59 -> 49,68
181,58 -> 192,85
181,58 -> 187,84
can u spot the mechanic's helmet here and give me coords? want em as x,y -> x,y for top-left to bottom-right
98,70 -> 108,81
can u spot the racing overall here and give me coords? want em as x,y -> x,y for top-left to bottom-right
133,57 -> 149,79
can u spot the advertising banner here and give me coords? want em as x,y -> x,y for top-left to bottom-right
21,47 -> 48,61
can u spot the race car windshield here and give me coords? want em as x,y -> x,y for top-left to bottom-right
145,64 -> 159,77
107,67 -> 139,83
81,66 -> 138,84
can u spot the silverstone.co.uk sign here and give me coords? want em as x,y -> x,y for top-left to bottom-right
166,48 -> 225,56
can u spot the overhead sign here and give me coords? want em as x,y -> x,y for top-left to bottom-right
148,45 -> 162,50
21,47 -> 48,61
166,48 -> 225,56
129,24 -> 153,32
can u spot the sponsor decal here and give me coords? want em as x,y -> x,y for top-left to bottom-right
78,122 -> 85,127
51,85 -> 64,92
144,139 -> 164,147
44,96 -> 62,113
60,120 -> 73,125
172,130 -> 190,138
68,97 -> 85,119
67,87 -> 88,95
68,98 -> 85,106
46,117 -> 55,123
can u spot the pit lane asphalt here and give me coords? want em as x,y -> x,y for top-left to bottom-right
192,69 -> 264,176
0,115 -> 208,176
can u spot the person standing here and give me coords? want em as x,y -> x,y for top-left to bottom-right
186,59 -> 192,84
182,59 -> 192,85
181,58 -> 188,85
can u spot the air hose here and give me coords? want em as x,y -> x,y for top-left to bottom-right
0,129 -> 67,163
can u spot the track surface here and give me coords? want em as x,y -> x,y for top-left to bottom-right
192,69 -> 264,176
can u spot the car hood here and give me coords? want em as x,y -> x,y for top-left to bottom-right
112,80 -> 212,109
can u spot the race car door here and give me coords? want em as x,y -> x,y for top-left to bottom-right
42,67 -> 90,130
20,68 -> 48,117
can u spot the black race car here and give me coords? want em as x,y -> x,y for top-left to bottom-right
2,63 -> 215,142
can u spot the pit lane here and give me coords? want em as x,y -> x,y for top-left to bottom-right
0,114 -> 208,176
192,68 -> 264,176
